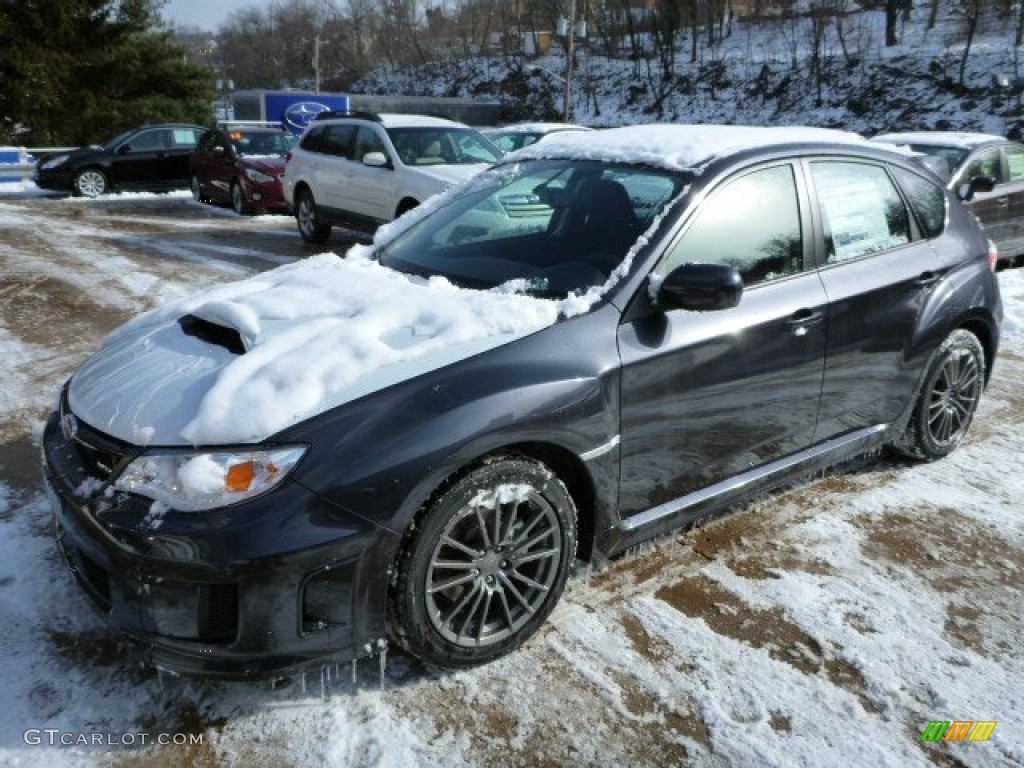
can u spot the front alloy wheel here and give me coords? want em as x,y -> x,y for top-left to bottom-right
231,180 -> 250,215
73,168 -> 108,198
391,456 -> 577,667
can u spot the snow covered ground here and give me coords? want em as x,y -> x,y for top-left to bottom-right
0,184 -> 1022,767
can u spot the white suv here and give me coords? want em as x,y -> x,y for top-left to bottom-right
283,112 -> 503,243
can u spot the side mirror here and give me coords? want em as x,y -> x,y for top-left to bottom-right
958,175 -> 996,202
655,263 -> 743,311
362,151 -> 389,167
117,144 -> 132,155
212,145 -> 226,157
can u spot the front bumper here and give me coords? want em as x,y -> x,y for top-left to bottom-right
42,411 -> 399,679
34,168 -> 74,193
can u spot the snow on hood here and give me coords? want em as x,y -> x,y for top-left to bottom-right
68,252 -> 566,447
239,155 -> 286,173
407,163 -> 486,184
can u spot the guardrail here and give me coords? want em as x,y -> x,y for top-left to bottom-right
0,147 -> 76,183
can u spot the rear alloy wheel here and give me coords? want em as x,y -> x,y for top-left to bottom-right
73,168 -> 108,198
296,189 -> 331,243
391,456 -> 577,668
892,329 -> 985,461
231,180 -> 251,215
190,175 -> 204,203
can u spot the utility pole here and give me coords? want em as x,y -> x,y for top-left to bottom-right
313,34 -> 322,94
562,0 -> 576,122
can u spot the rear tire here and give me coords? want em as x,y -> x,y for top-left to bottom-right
296,189 -> 331,243
390,456 -> 577,668
891,329 -> 985,461
73,168 -> 108,198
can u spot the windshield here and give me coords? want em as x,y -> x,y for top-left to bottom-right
378,159 -> 688,298
230,131 -> 296,157
386,127 -> 503,166
102,129 -> 137,150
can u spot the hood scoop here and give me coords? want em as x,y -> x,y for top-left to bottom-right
178,314 -> 246,355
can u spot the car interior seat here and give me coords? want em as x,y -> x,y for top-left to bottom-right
573,177 -> 639,269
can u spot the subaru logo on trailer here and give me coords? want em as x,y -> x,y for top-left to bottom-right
284,102 -> 329,132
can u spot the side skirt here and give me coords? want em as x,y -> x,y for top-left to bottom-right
601,425 -> 889,557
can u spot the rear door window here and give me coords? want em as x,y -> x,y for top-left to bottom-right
809,161 -> 911,262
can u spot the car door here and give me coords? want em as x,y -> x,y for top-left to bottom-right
164,127 -> 203,187
956,146 -> 1009,253
1000,144 -> 1024,260
315,124 -> 357,212
617,162 -> 828,517
807,159 -> 948,438
341,125 -> 395,221
109,128 -> 169,188
202,131 -> 234,202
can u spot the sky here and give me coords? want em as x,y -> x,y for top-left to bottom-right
162,0 -> 266,31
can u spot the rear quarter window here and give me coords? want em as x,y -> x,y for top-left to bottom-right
892,166 -> 947,238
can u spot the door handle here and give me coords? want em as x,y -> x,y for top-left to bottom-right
996,197 -> 1009,207
785,309 -> 823,336
914,271 -> 940,287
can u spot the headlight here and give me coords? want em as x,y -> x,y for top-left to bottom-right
114,446 -> 307,511
40,154 -> 69,170
244,168 -> 274,183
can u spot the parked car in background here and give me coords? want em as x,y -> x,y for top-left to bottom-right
482,122 -> 594,153
872,131 -> 1024,266
283,111 -> 503,242
34,124 -> 206,197
190,125 -> 297,215
43,124 -> 1001,678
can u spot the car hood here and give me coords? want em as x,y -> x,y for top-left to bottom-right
408,164 -> 487,185
239,155 -> 286,174
67,251 -> 561,447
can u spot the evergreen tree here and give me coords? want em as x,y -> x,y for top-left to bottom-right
0,0 -> 214,145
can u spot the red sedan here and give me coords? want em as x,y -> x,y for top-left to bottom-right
190,125 -> 296,215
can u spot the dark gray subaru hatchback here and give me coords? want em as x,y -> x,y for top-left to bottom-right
43,125 -> 1002,678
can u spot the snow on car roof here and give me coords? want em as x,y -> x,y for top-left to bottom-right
510,124 -> 872,171
872,131 -> 1005,149
379,113 -> 466,128
490,122 -> 594,134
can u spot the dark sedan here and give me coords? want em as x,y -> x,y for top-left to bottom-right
873,131 -> 1024,266
35,124 -> 206,197
190,125 -> 296,215
43,125 -> 1001,679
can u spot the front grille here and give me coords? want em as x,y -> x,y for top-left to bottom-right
59,393 -> 135,484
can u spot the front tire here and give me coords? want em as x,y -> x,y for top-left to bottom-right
295,189 -> 331,243
231,180 -> 251,215
190,174 -> 204,204
73,168 -> 108,198
891,329 -> 985,461
390,456 -> 577,668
